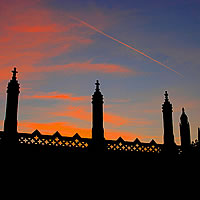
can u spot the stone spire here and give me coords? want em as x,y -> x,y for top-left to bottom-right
4,67 -> 20,144
180,107 -> 191,152
91,80 -> 104,151
162,91 -> 176,153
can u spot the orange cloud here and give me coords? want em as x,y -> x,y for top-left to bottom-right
105,129 -> 142,141
0,4 -> 93,74
18,121 -> 141,141
53,106 -> 91,121
18,121 -> 91,138
66,61 -> 134,74
7,24 -> 78,33
52,105 -> 151,127
0,1 -> 140,84
35,61 -> 135,75
104,113 -> 130,126
23,91 -> 89,101
0,1 -> 139,80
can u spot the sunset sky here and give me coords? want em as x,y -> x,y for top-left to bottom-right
0,0 -> 200,144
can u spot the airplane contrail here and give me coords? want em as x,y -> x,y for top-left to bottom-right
69,15 -> 183,77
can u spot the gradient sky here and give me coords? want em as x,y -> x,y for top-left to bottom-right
0,0 -> 200,144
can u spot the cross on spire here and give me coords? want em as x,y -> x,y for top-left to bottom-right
12,67 -> 18,80
95,80 -> 100,91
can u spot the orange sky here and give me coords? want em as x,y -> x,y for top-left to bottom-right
1,0 -> 200,145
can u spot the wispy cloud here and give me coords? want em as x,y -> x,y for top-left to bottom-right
18,121 -> 91,138
36,60 -> 136,75
18,120 -> 142,141
52,105 -> 152,127
0,0 -> 141,83
23,91 -> 89,101
0,1 -> 93,75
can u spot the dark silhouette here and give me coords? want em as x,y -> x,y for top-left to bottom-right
198,127 -> 200,141
91,80 -> 105,152
180,108 -> 191,153
162,91 -> 177,155
0,68 -> 200,162
3,67 -> 20,146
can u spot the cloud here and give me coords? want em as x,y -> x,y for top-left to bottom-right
22,91 -> 89,101
7,24 -> 76,33
104,112 -> 151,126
52,106 -> 91,121
36,60 -> 135,75
0,60 -> 136,83
52,105 -> 152,127
18,121 -> 142,141
105,129 -> 142,141
0,0 -> 143,86
0,2 -> 93,71
18,121 -> 91,138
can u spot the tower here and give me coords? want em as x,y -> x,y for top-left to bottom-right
162,91 -> 176,152
179,108 -> 191,152
91,80 -> 104,151
4,67 -> 20,144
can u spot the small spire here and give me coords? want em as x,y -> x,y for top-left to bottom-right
164,91 -> 169,101
12,67 -> 18,80
180,107 -> 188,122
95,80 -> 100,91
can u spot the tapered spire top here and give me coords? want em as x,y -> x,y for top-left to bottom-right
92,80 -> 103,104
162,90 -> 172,112
164,91 -> 169,102
180,107 -> 188,122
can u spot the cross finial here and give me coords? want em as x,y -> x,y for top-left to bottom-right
12,67 -> 18,80
95,80 -> 100,91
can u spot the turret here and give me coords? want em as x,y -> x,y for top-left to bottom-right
179,108 -> 191,152
162,91 -> 176,153
91,80 -> 104,151
4,67 -> 20,144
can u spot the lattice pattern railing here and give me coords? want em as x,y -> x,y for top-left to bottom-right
2,129 -> 200,156
18,131 -> 162,153
18,130 -> 90,150
0,129 -> 165,154
106,137 -> 162,153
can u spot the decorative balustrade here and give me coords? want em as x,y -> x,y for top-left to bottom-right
15,130 -> 163,154
18,130 -> 90,151
106,137 -> 162,154
1,129 -> 199,157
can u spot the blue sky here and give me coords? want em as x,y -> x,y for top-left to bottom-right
0,0 -> 200,144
